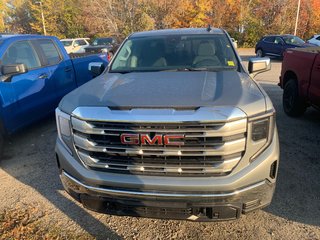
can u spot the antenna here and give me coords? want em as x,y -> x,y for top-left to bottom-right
207,25 -> 212,32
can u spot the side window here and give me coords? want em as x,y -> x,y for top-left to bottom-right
37,39 -> 62,66
2,41 -> 41,70
316,36 -> 320,40
264,37 -> 275,43
112,40 -> 133,69
274,37 -> 283,44
76,40 -> 87,46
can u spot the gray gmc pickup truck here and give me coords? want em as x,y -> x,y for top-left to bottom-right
55,28 -> 279,221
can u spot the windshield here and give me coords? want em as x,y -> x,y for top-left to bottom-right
61,40 -> 72,47
283,36 -> 305,45
92,38 -> 113,46
110,34 -> 239,73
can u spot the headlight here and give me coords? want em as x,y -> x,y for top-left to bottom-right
101,48 -> 108,53
56,108 -> 72,154
249,110 -> 275,162
252,118 -> 269,141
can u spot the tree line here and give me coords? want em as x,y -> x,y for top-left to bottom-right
1,0 -> 320,47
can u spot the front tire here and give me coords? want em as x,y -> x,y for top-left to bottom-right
256,49 -> 264,57
0,133 -> 3,159
283,79 -> 306,117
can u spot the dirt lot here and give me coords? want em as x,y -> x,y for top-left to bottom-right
0,49 -> 320,240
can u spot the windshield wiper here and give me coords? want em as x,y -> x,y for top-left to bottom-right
110,69 -> 171,74
109,70 -> 133,74
161,67 -> 237,72
185,67 -> 211,71
160,68 -> 205,72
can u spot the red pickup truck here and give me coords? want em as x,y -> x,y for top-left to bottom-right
279,47 -> 320,116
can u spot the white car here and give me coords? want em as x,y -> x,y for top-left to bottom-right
60,38 -> 90,54
307,35 -> 320,46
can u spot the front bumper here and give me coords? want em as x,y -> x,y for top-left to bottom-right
56,126 -> 279,221
60,170 -> 275,221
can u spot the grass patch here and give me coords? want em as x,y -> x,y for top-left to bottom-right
0,206 -> 93,240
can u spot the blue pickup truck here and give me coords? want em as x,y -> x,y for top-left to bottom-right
0,34 -> 108,154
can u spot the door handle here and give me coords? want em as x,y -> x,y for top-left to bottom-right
38,73 -> 48,79
65,67 -> 72,72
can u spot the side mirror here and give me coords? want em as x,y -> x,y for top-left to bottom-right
73,43 -> 79,48
1,64 -> 27,82
88,62 -> 105,77
248,57 -> 271,77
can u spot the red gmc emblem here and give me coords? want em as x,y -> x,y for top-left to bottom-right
120,133 -> 185,145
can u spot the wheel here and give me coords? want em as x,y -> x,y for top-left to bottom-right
283,79 -> 306,117
256,49 -> 264,57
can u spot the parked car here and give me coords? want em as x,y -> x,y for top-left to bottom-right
0,34 -> 108,155
279,47 -> 320,116
255,34 -> 314,58
307,34 -> 320,46
85,37 -> 120,60
60,38 -> 90,54
55,28 -> 279,222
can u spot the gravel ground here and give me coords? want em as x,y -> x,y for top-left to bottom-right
0,49 -> 319,239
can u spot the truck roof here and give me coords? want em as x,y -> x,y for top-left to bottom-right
129,28 -> 225,38
0,34 -> 38,38
0,34 -> 57,41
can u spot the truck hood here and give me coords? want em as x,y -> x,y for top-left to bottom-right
59,71 -> 267,117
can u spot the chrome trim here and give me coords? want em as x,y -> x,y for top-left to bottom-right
248,109 -> 275,122
250,116 -> 276,162
70,106 -> 248,176
247,110 -> 276,162
264,52 -> 281,57
248,57 -> 271,76
88,62 -> 104,71
72,117 -> 247,137
72,106 -> 247,123
77,150 -> 241,173
61,171 -> 266,199
73,133 -> 246,156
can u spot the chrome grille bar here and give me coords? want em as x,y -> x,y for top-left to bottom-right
77,151 -> 241,174
73,133 -> 246,156
72,117 -> 247,137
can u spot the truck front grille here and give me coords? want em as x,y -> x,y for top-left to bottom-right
71,118 -> 247,176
